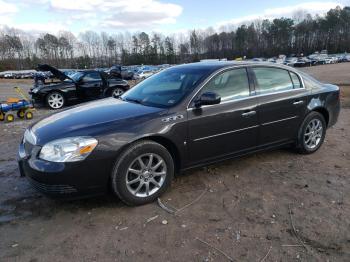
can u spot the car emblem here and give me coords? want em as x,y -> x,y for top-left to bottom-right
162,115 -> 184,122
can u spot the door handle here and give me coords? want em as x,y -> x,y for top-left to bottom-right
242,110 -> 256,117
293,100 -> 304,105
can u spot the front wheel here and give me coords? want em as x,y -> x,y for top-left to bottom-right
46,92 -> 65,109
296,112 -> 326,154
111,140 -> 174,206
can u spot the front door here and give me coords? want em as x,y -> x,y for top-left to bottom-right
79,72 -> 103,99
187,67 -> 259,165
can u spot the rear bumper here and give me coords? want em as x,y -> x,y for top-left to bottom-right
328,99 -> 341,128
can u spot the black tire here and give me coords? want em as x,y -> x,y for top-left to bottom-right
46,92 -> 65,109
17,110 -> 25,119
296,111 -> 326,154
6,113 -> 15,123
111,140 -> 174,206
25,111 -> 33,120
110,87 -> 125,98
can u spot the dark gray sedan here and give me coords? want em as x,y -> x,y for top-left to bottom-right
18,62 -> 340,205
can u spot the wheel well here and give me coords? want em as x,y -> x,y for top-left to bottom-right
312,107 -> 329,126
46,90 -> 65,100
143,136 -> 182,173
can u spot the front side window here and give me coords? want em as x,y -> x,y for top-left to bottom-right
201,68 -> 250,102
83,72 -> 101,81
253,67 -> 294,94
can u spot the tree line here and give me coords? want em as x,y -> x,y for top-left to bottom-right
0,6 -> 349,71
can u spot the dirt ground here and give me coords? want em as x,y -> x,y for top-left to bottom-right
0,64 -> 349,261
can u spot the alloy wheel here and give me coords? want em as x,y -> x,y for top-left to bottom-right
126,153 -> 167,198
48,93 -> 64,109
304,119 -> 323,150
112,88 -> 124,98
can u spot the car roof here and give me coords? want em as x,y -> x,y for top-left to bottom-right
77,70 -> 100,73
173,61 -> 295,72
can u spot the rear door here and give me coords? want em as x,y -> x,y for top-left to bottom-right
78,72 -> 103,99
187,67 -> 259,165
251,66 -> 308,146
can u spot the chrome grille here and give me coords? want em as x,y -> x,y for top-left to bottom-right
27,177 -> 77,194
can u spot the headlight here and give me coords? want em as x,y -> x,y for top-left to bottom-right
39,137 -> 98,162
31,87 -> 39,93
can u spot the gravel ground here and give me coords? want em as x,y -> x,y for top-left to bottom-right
0,63 -> 349,261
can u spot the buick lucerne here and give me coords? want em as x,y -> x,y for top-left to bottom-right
18,62 -> 340,205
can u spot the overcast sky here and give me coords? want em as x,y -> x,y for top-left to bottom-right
0,0 -> 349,34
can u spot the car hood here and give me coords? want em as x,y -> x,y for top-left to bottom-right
37,64 -> 72,81
32,81 -> 74,91
31,98 -> 166,145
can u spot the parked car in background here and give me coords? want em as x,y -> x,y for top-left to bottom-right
105,65 -> 134,80
324,57 -> 333,64
294,57 -> 312,67
19,62 -> 340,205
121,68 -> 134,80
30,64 -> 129,109
4,73 -> 14,79
134,70 -> 154,79
284,57 -> 298,66
20,72 -> 34,79
340,54 -> 350,62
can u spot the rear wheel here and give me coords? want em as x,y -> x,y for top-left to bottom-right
111,140 -> 174,206
296,112 -> 326,154
46,92 -> 65,109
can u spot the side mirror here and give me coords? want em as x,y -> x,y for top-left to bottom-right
195,92 -> 221,108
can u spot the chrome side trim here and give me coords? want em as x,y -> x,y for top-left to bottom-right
187,87 -> 307,111
261,116 -> 298,126
193,125 -> 259,142
187,94 -> 257,111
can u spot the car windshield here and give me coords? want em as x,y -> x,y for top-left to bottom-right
121,67 -> 212,108
69,72 -> 84,82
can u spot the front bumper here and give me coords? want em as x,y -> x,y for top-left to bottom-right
18,141 -> 112,199
29,91 -> 45,106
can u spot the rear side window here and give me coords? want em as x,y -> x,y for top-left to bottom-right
202,68 -> 250,102
253,67 -> 294,94
83,72 -> 101,81
290,72 -> 302,88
